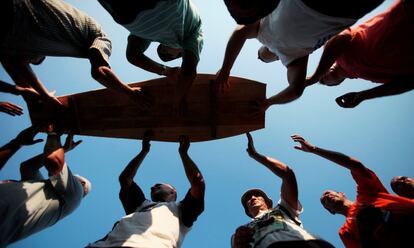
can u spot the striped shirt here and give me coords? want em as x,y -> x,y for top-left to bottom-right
0,0 -> 112,64
122,0 -> 203,61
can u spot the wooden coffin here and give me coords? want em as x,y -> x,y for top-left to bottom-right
28,74 -> 266,142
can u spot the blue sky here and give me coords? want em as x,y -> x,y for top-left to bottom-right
1,0 -> 413,247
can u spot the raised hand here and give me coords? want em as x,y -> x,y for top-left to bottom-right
336,92 -> 363,108
142,130 -> 153,153
63,134 -> 82,152
246,132 -> 257,157
291,134 -> 315,152
0,101 -> 23,116
14,126 -> 43,146
215,69 -> 231,93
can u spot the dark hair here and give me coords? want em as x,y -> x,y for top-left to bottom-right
224,0 -> 280,24
157,45 -> 182,62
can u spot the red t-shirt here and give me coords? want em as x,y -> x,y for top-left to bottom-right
339,167 -> 414,248
337,0 -> 414,83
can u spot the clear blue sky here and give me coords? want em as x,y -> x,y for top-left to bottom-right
1,0 -> 412,247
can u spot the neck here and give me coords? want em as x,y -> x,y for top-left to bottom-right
338,199 -> 353,216
252,208 -> 269,218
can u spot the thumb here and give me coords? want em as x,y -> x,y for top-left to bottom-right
294,146 -> 303,151
73,140 -> 83,147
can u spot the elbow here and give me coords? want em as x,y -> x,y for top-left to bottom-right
350,158 -> 364,170
126,52 -> 135,65
19,162 -> 30,176
288,84 -> 305,100
91,67 -> 103,81
283,166 -> 296,181
192,173 -> 206,193
118,174 -> 132,187
126,51 -> 143,66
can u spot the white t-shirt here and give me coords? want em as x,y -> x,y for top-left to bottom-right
0,164 -> 83,246
257,0 -> 356,66
90,200 -> 190,248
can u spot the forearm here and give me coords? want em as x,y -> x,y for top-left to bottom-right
0,140 -> 21,170
20,154 -> 44,180
310,146 -> 363,171
180,152 -> 205,198
2,59 -> 50,99
220,27 -> 251,73
266,56 -> 308,105
128,53 -> 167,76
119,151 -> 148,186
266,84 -> 305,105
308,32 -> 351,84
0,80 -> 19,95
250,152 -> 290,178
358,81 -> 414,101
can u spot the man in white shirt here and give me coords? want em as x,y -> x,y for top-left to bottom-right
89,133 -> 205,248
0,127 -> 91,246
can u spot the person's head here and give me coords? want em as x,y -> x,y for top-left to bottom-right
157,44 -> 182,62
224,0 -> 280,24
390,176 -> 414,199
320,63 -> 347,86
151,183 -> 177,202
241,188 -> 273,218
320,190 -> 351,215
75,175 -> 92,197
258,46 -> 279,63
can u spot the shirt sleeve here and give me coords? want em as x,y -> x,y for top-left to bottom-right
119,181 -> 146,215
49,163 -> 83,206
351,167 -> 388,195
182,22 -> 203,62
86,17 -> 112,65
179,189 -> 205,227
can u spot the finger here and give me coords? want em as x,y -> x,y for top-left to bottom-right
294,146 -> 304,151
246,132 -> 252,143
3,109 -> 16,116
7,103 -> 23,112
10,108 -> 23,115
73,140 -> 82,146
32,139 -> 44,144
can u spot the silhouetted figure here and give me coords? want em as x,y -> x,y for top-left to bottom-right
292,134 -> 414,248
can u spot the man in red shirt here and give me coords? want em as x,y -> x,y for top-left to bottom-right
291,134 -> 414,248
306,0 -> 414,108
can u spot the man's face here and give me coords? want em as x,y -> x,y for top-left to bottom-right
391,176 -> 414,199
320,63 -> 347,86
151,183 -> 177,202
246,194 -> 268,216
320,190 -> 346,214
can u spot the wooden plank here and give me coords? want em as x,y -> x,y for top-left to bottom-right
28,74 -> 266,142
